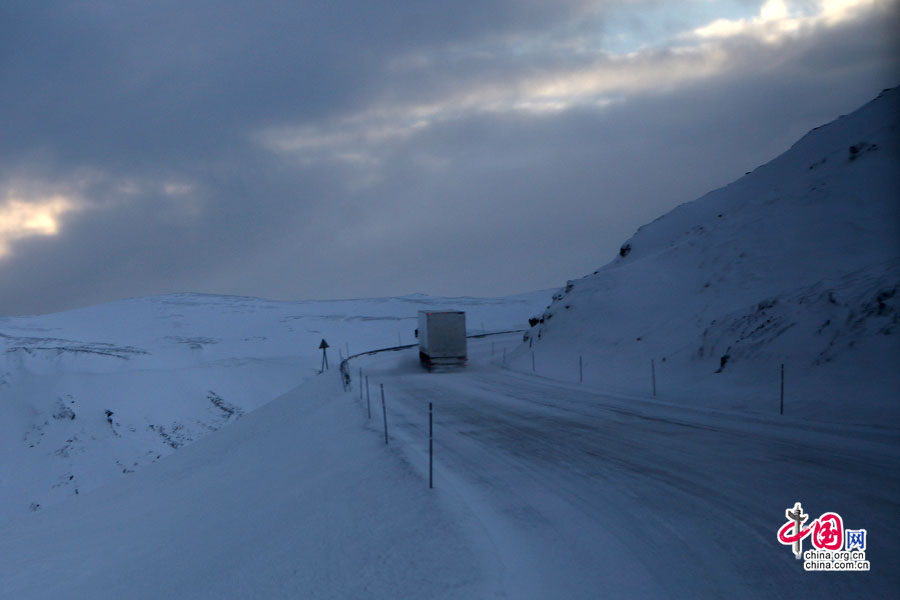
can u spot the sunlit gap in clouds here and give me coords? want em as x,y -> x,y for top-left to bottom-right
254,0 -> 888,174
0,194 -> 79,259
691,0 -> 885,41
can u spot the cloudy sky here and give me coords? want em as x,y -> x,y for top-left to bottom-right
1,0 -> 898,315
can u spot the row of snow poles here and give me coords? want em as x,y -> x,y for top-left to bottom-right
523,353 -> 787,415
358,368 -> 434,489
527,351 -> 584,384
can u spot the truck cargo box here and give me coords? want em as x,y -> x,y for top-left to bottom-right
417,311 -> 466,368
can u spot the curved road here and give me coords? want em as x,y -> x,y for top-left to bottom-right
352,335 -> 899,598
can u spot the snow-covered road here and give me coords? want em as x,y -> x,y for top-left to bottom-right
354,334 -> 899,598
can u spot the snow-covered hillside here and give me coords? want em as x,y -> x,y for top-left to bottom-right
516,87 -> 900,424
0,291 -> 549,522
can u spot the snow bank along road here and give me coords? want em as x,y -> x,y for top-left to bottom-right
352,334 -> 899,598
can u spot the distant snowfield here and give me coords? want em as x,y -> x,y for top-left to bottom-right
0,291 -> 551,523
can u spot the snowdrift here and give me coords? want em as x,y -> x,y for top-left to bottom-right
0,371 -> 493,599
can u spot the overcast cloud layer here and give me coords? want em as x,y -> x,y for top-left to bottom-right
1,0 -> 898,315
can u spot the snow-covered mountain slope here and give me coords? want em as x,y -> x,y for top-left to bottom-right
0,291 -> 550,522
515,87 -> 900,424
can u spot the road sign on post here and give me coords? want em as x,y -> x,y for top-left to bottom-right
319,339 -> 329,372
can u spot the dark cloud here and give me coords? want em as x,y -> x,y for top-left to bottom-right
1,0 -> 898,315
1,1 -> 593,165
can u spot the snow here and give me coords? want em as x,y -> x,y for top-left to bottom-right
352,338 -> 899,597
4,337 -> 894,598
0,372 -> 495,599
515,86 -> 900,425
2,87 -> 898,598
0,291 -> 550,523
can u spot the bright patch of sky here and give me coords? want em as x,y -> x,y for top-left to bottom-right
576,1 -> 876,55
261,1 -> 886,168
602,0 -> 757,54
0,194 -> 78,259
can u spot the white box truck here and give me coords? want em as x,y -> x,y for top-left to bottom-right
416,310 -> 467,368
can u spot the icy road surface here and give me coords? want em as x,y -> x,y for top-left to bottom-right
353,334 -> 899,598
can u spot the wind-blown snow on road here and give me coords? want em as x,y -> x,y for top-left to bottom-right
353,336 -> 899,598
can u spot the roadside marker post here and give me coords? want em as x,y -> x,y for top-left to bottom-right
780,364 -> 785,415
381,384 -> 389,445
429,402 -> 433,489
